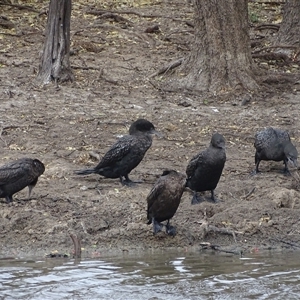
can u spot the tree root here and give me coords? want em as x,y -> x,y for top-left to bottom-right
270,238 -> 300,249
85,9 -> 187,23
254,24 -> 280,31
0,2 -> 39,13
149,58 -> 184,78
199,242 -> 243,255
252,52 -> 291,62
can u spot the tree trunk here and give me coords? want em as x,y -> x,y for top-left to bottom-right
36,0 -> 73,85
277,0 -> 300,46
171,0 -> 258,94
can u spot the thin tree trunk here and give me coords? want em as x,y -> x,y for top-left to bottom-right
168,0 -> 258,95
36,0 -> 73,85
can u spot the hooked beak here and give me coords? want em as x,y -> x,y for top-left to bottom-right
151,129 -> 163,138
288,157 -> 298,169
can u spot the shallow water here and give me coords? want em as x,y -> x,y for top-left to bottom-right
1,250 -> 300,300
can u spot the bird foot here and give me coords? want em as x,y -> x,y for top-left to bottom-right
122,180 -> 137,187
282,168 -> 291,176
191,193 -> 205,205
250,169 -> 260,176
165,224 -> 176,237
121,177 -> 143,187
206,196 -> 222,203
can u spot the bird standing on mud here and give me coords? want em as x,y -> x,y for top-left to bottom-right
147,169 -> 186,236
186,133 -> 226,204
253,127 -> 298,175
0,158 -> 45,203
75,119 -> 160,186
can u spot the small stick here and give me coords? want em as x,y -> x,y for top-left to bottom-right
70,233 -> 82,258
242,187 -> 256,199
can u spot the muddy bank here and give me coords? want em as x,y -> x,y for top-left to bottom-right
1,0 -> 300,258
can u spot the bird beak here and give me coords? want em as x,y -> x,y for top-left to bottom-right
151,129 -> 163,138
288,157 -> 298,169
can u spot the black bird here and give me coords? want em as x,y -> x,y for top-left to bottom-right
75,119 -> 160,186
147,169 -> 186,236
186,133 -> 226,204
0,158 -> 45,203
253,127 -> 298,175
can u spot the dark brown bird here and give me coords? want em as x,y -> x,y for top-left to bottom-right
147,169 -> 186,236
253,127 -> 298,175
0,158 -> 45,203
186,133 -> 226,204
75,119 -> 160,186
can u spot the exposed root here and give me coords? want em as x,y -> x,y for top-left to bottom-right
200,242 -> 243,255
270,238 -> 300,249
150,58 -> 184,78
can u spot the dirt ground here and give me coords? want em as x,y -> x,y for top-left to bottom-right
1,0 -> 300,258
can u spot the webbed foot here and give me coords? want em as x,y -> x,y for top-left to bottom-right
191,193 -> 204,205
152,218 -> 164,235
165,223 -> 176,236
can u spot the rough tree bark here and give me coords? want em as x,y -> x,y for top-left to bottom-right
277,0 -> 300,47
36,0 -> 74,85
170,0 -> 258,94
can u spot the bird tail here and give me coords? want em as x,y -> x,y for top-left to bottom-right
74,168 -> 96,175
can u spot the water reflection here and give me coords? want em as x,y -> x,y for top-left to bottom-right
1,251 -> 300,299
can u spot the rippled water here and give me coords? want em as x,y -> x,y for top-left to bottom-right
1,250 -> 300,300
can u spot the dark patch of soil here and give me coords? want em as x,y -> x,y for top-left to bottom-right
0,0 -> 300,258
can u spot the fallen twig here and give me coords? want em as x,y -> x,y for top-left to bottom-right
242,187 -> 256,199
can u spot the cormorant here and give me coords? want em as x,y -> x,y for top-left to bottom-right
75,119 -> 160,186
0,158 -> 45,203
147,169 -> 186,236
186,133 -> 226,204
253,127 -> 298,174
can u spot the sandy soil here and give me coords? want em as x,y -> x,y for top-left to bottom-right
0,0 -> 300,258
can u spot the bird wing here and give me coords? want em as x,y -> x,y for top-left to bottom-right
186,152 -> 204,178
96,136 -> 133,169
146,177 -> 166,211
0,160 -> 32,186
254,128 -> 276,152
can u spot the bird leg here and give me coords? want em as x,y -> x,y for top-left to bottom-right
165,220 -> 176,236
28,185 -> 34,199
208,190 -> 221,203
120,175 -> 143,187
120,175 -> 135,186
251,161 -> 261,176
191,192 -> 204,205
282,159 -> 291,176
5,195 -> 13,203
152,218 -> 164,235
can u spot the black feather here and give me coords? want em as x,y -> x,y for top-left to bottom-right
254,127 -> 298,174
75,119 -> 159,186
186,133 -> 226,204
146,169 -> 186,236
0,158 -> 45,203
